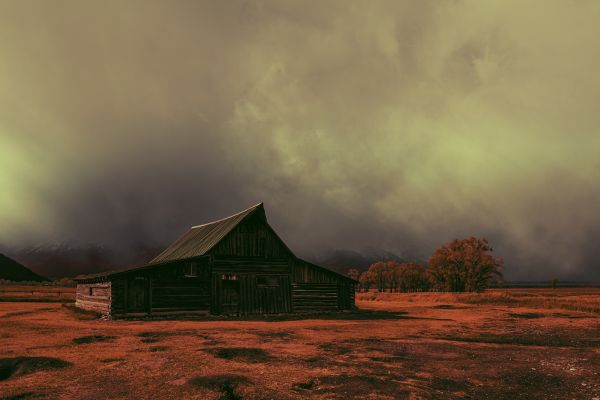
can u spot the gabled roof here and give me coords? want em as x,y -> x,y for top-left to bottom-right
75,203 -> 357,284
150,202 -> 267,264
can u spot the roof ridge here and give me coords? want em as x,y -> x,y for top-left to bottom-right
148,202 -> 264,264
190,202 -> 263,229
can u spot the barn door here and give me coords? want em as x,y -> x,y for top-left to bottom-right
128,277 -> 147,313
220,274 -> 240,315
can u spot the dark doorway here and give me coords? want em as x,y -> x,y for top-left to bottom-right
338,283 -> 352,310
128,277 -> 147,313
221,275 -> 240,314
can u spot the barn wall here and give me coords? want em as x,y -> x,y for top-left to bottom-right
111,278 -> 126,315
291,260 -> 355,312
290,282 -> 338,312
150,259 -> 210,313
76,282 -> 111,315
110,258 -> 211,317
208,214 -> 294,315
211,256 -> 292,315
211,213 -> 290,258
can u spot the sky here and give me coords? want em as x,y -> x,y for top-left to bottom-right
1,0 -> 599,281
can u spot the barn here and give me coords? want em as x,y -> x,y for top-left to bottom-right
74,203 -> 356,317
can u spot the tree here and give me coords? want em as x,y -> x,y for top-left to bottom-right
346,268 -> 360,282
346,268 -> 360,292
397,263 -> 430,292
428,237 -> 503,292
383,262 -> 400,292
358,271 -> 373,292
366,262 -> 388,292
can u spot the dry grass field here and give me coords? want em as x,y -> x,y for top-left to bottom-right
0,288 -> 599,399
0,286 -> 75,303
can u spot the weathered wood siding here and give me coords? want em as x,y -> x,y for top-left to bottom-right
291,282 -> 338,312
76,282 -> 111,315
111,278 -> 126,315
337,281 -> 355,310
291,260 -> 355,312
208,214 -> 294,315
150,259 -> 210,313
110,258 -> 211,317
211,212 -> 290,258
211,256 -> 292,315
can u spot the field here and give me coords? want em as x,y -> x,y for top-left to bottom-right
0,288 -> 599,400
0,285 -> 75,303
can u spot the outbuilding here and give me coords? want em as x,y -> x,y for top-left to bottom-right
75,203 -> 356,317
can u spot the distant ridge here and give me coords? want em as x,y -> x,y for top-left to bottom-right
314,248 -> 426,273
0,254 -> 48,282
502,281 -> 600,288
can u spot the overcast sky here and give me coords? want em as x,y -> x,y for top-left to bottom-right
1,0 -> 599,280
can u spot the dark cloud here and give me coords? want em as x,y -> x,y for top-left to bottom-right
1,1 -> 600,280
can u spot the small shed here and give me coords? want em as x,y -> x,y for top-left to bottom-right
75,203 -> 356,317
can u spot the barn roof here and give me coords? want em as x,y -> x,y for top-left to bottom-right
73,256 -> 208,282
75,203 -> 356,283
149,202 -> 275,264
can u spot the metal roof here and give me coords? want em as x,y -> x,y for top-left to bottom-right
74,256 -> 208,282
149,202 -> 264,264
75,202 -> 357,284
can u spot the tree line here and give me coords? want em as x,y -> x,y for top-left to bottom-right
347,237 -> 503,293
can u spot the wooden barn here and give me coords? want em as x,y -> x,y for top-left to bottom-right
75,203 -> 356,317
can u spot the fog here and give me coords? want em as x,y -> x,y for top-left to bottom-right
1,1 -> 600,280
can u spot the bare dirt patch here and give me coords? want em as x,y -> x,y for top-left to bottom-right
148,346 -> 170,352
507,312 -> 545,319
294,374 -> 410,398
205,347 -> 272,363
98,357 -> 124,363
190,374 -> 251,400
72,335 -> 117,344
0,357 -> 71,381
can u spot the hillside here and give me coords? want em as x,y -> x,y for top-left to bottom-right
3,243 -> 162,279
0,254 -> 48,282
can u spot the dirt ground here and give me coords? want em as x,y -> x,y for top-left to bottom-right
0,288 -> 599,400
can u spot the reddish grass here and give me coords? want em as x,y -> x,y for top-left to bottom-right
0,289 -> 598,399
358,288 -> 600,313
0,285 -> 75,303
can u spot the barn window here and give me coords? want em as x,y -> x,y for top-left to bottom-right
256,276 -> 279,286
185,262 -> 198,277
88,287 -> 93,296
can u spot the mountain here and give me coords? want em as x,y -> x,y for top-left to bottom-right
0,253 -> 48,282
2,242 -> 163,279
1,241 -> 426,279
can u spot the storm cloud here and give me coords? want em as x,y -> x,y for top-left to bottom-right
1,0 -> 600,280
